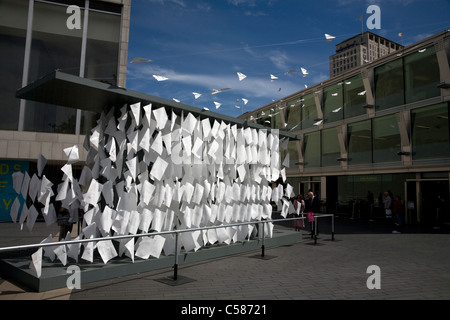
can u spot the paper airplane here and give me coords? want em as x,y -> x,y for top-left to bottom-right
325,33 -> 336,43
192,92 -> 202,99
211,88 -> 231,95
301,67 -> 309,77
153,75 -> 169,81
313,119 -> 323,126
237,72 -> 247,81
270,74 -> 278,82
173,98 -> 180,103
131,57 -> 151,63
357,90 -> 366,96
242,98 -> 248,105
214,101 -> 222,109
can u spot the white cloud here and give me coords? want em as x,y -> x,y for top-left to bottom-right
268,50 -> 291,71
244,10 -> 268,16
147,0 -> 186,7
228,0 -> 257,6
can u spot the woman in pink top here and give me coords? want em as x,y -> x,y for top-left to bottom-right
293,194 -> 305,231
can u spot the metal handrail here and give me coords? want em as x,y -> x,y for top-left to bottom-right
0,213 -> 335,281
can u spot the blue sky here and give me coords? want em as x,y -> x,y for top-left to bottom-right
126,0 -> 450,118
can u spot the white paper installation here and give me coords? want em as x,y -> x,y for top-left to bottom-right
10,102 -> 292,277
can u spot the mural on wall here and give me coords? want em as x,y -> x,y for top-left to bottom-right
10,102 -> 294,277
0,160 -> 29,222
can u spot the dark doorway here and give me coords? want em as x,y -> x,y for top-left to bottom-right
326,176 -> 338,214
420,180 -> 449,228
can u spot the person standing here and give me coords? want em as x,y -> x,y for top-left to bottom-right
383,191 -> 392,217
305,191 -> 320,237
383,191 -> 397,233
57,204 -> 74,240
292,194 -> 305,231
392,195 -> 404,233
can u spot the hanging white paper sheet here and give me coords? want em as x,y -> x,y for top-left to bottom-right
37,154 -> 47,177
26,204 -> 39,232
96,240 -> 118,264
135,235 -> 166,259
150,156 -> 168,181
29,248 -> 43,278
63,145 -> 79,164
118,237 -> 135,262
9,197 -> 21,223
67,234 -> 82,262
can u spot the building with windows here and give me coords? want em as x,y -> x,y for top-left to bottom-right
330,31 -> 403,78
0,0 -> 131,221
241,30 -> 450,227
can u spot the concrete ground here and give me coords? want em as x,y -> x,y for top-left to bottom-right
1,215 -> 449,303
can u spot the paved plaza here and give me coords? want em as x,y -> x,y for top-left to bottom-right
1,216 -> 449,302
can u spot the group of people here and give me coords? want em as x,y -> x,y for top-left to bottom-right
291,191 -> 321,234
288,189 -> 404,234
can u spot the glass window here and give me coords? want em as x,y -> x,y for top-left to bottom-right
82,9 -> 121,134
404,46 -> 440,103
268,106 -> 283,129
343,74 -> 366,118
281,140 -> 300,172
303,131 -> 320,168
411,103 -> 450,160
256,111 -> 271,128
321,127 -> 340,167
84,10 -> 120,84
372,115 -> 401,163
323,83 -> 343,123
24,1 -> 82,133
285,98 -> 302,131
348,120 -> 372,165
301,93 -> 318,129
0,0 -> 28,130
374,59 -> 404,110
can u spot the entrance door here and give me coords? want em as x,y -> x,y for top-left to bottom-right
405,181 -> 417,224
420,180 -> 449,227
405,179 -> 449,227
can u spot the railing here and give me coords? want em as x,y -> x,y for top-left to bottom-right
0,213 -> 334,281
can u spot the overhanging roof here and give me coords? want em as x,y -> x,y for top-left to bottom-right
16,71 -> 299,140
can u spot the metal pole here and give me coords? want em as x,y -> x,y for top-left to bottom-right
332,214 -> 335,241
314,215 -> 318,244
261,222 -> 265,258
173,231 -> 179,281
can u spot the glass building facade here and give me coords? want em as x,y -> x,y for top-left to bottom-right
0,0 -> 130,221
242,30 -> 450,227
0,0 -> 127,135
